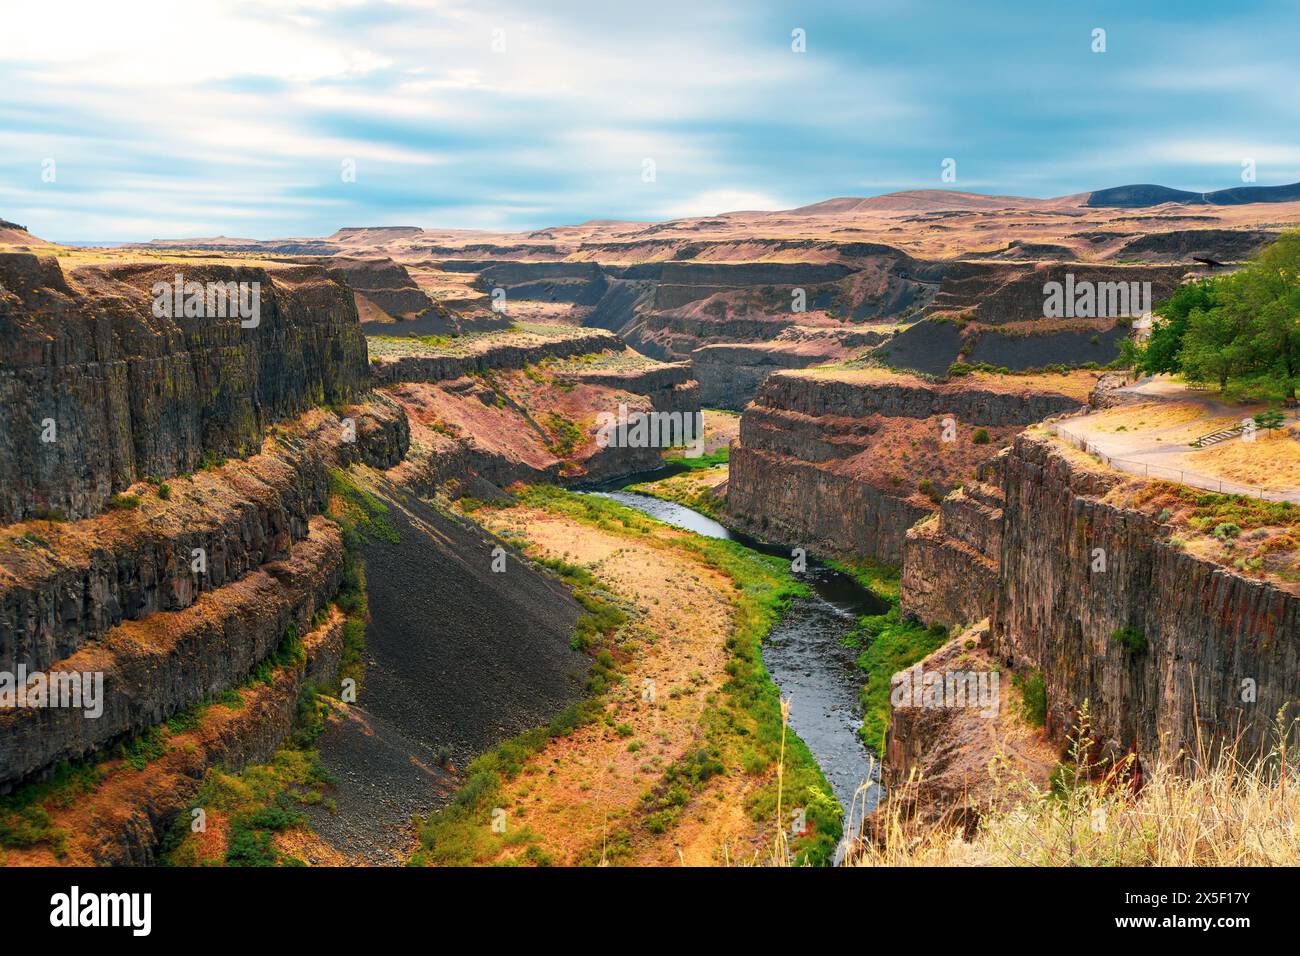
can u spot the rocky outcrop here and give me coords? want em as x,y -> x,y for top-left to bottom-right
653,261 -> 855,310
751,372 -> 1083,426
387,356 -> 701,498
1111,229 -> 1276,263
728,371 -> 1082,564
0,254 -> 369,523
368,329 -> 620,385
692,328 -> 888,410
729,446 -> 928,563
474,261 -> 610,304
900,482 -> 1003,629
320,256 -> 440,317
0,517 -> 344,789
0,401 -> 405,679
1087,371 -> 1137,409
881,623 -> 1057,828
925,261 -> 1187,324
4,608 -> 347,865
991,434 -> 1300,763
555,360 -> 700,416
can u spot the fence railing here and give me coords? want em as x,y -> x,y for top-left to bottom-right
1047,422 -> 1298,503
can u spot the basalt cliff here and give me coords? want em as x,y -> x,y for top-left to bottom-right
0,249 -> 700,864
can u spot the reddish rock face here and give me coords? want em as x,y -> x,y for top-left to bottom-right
726,370 -> 1082,564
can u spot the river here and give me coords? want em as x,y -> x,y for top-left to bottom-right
586,489 -> 888,846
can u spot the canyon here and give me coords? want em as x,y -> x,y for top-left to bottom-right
2,184 -> 1297,865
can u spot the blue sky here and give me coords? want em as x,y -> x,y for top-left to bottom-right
1,0 -> 1297,241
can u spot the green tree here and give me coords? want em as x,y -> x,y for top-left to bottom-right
1213,231 -> 1300,397
1128,279 -> 1218,376
1254,409 -> 1286,432
1136,230 -> 1300,397
1179,299 -> 1247,389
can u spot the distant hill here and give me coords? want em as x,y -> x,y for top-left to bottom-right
1088,182 -> 1300,207
787,190 -> 1046,214
0,218 -> 41,244
328,226 -> 425,242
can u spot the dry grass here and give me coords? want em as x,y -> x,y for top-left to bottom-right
849,706 -> 1300,867
788,364 -> 1099,402
1083,400 -> 1210,434
1187,431 -> 1300,491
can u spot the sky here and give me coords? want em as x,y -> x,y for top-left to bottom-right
1,0 -> 1298,242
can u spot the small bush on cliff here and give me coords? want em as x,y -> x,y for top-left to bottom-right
918,479 -> 946,504
545,412 -> 584,458
972,428 -> 990,445
328,468 -> 399,545
0,762 -> 104,855
1110,625 -> 1147,655
107,493 -> 141,510
1012,669 -> 1047,727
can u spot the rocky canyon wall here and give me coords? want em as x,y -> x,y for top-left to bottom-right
0,254 -> 369,523
990,434 -> 1300,763
727,371 -> 1082,563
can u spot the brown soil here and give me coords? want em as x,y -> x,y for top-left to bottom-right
473,507 -> 767,865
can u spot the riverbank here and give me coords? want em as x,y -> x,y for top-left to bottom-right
413,486 -> 842,865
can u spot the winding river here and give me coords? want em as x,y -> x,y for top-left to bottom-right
586,489 -> 888,844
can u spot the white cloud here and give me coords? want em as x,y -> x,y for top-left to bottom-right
655,189 -> 788,219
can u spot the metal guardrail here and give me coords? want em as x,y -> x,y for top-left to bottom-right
1047,422 -> 1299,503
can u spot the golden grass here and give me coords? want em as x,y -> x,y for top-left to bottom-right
1083,400 -> 1209,434
849,707 -> 1300,867
787,364 -> 1099,402
1186,432 -> 1300,491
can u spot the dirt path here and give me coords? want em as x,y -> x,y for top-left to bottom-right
474,507 -> 769,865
1057,378 -> 1300,502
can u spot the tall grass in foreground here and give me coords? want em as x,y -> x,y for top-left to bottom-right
849,706 -> 1300,867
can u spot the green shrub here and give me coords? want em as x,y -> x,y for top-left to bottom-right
856,608 -> 948,749
1111,625 -> 1148,655
1013,669 -> 1047,727
972,428 -> 990,445
918,479 -> 945,504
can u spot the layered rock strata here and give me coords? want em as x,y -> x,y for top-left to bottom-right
0,254 -> 369,523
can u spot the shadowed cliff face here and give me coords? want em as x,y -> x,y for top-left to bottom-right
0,254 -> 369,523
991,435 -> 1300,763
900,480 -> 1004,630
0,400 -> 407,681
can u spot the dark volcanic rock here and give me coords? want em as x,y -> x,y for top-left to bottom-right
991,434 -> 1300,763
0,255 -> 369,523
349,483 -> 588,767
